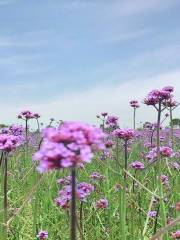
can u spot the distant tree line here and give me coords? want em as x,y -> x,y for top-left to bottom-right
0,124 -> 8,128
171,118 -> 180,128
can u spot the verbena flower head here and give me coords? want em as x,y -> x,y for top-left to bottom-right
0,134 -> 20,152
160,175 -> 169,185
163,98 -> 177,108
130,161 -> 144,170
148,211 -> 157,217
160,146 -> 174,157
33,121 -> 105,172
106,115 -> 119,128
55,182 -> 94,208
162,86 -> 174,93
113,128 -> 135,141
105,140 -> 113,148
144,88 -> 172,106
146,146 -> 174,161
90,172 -> 106,181
37,230 -> 48,239
171,230 -> 180,239
129,100 -> 140,108
18,110 -> 35,120
57,176 -> 72,185
94,199 -> 108,209
101,112 -> 108,117
169,162 -> 180,170
175,202 -> 180,211
77,182 -> 94,201
33,113 -> 41,119
9,124 -> 24,136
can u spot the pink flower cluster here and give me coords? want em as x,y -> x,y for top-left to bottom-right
101,112 -> 108,117
106,115 -> 119,128
160,146 -> 174,157
55,182 -> 94,208
90,172 -> 106,181
37,230 -> 48,239
160,175 -> 169,185
146,146 -> 174,161
130,161 -> 144,170
57,176 -> 72,185
94,199 -> 108,209
33,122 -> 105,172
113,128 -> 135,141
0,134 -> 21,152
171,230 -> 180,239
148,210 -> 157,217
129,100 -> 140,108
18,110 -> 40,120
144,86 -> 173,106
163,98 -> 177,108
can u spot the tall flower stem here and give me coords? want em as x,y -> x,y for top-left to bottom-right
116,138 -> 119,168
133,108 -> 136,129
79,202 -> 83,232
120,140 -> 128,239
156,102 -> 168,240
36,119 -> 40,133
0,151 -> 3,167
150,129 -> 155,148
3,152 -> 8,239
25,119 -> 28,148
169,106 -> 174,149
71,167 -> 76,240
124,140 -> 128,179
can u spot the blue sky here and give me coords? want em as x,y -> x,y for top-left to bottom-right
0,0 -> 180,127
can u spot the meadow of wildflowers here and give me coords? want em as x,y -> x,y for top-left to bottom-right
0,86 -> 179,240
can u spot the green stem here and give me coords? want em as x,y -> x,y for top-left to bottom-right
133,108 -> 136,129
169,107 -> 174,149
156,102 -> 168,240
71,167 -> 76,240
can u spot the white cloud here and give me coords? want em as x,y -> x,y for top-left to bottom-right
1,70 -> 179,128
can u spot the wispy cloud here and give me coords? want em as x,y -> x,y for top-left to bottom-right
0,70 -> 179,127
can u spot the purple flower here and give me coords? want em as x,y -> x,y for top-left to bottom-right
9,124 -> 24,136
34,113 -> 41,119
55,182 -> 94,209
33,122 -> 105,172
163,98 -> 177,108
0,134 -> 21,152
171,230 -> 180,239
113,128 -> 135,141
146,146 -> 174,161
77,182 -> 94,201
18,110 -> 35,120
160,146 -> 174,157
105,140 -> 113,148
129,100 -> 140,108
56,176 -> 72,185
101,112 -> 108,117
160,175 -> 169,185
169,162 -> 180,170
162,86 -> 174,93
130,161 -> 144,170
94,199 -> 108,209
106,115 -> 119,128
37,230 -> 48,239
90,172 -> 106,181
144,88 -> 171,106
148,211 -> 157,218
